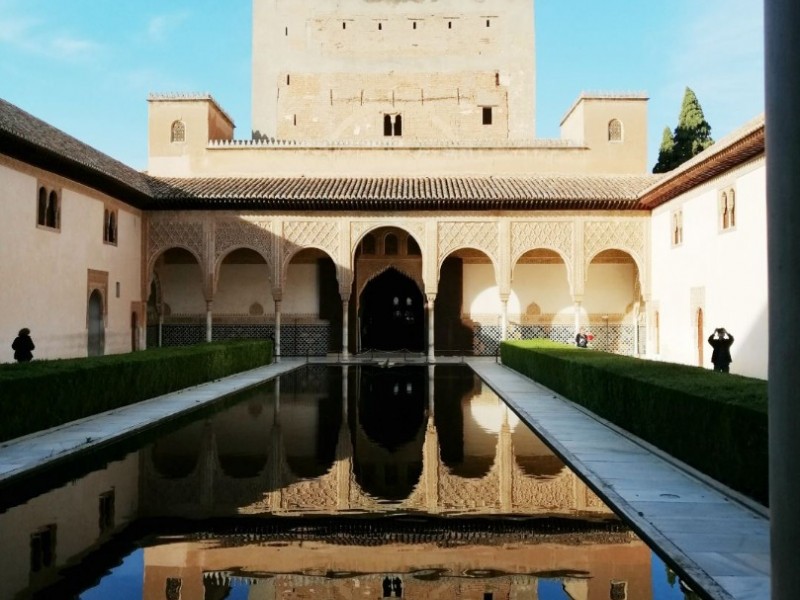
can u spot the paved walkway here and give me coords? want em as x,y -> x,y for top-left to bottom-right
0,360 -> 303,485
470,360 -> 770,600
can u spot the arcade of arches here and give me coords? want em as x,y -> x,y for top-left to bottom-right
145,212 -> 648,357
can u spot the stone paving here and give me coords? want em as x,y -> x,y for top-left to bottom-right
469,360 -> 770,600
0,357 -> 771,600
0,360 -> 303,485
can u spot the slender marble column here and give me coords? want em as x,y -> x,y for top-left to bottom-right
766,3 -> 800,597
205,301 -> 213,342
426,294 -> 436,361
274,300 -> 282,360
341,299 -> 350,359
158,314 -> 163,347
500,296 -> 509,341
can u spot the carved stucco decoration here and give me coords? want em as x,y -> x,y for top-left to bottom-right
584,220 -> 645,274
437,221 -> 499,268
147,218 -> 207,272
281,220 -> 340,273
511,221 -> 574,289
214,219 -> 274,270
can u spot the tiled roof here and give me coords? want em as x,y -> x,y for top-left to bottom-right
148,175 -> 660,211
0,97 -> 155,204
639,115 -> 765,208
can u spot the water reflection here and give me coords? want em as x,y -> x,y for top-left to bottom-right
0,365 -> 696,599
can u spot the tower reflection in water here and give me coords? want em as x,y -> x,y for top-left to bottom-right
0,365 -> 679,599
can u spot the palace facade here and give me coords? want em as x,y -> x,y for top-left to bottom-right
0,0 -> 767,377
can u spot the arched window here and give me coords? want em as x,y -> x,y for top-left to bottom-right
729,189 -> 736,227
672,210 -> 683,246
385,234 -> 398,255
170,120 -> 186,143
46,190 -> 59,229
37,187 -> 47,226
103,209 -> 110,241
362,234 -> 376,254
383,114 -> 392,137
721,192 -> 729,229
393,114 -> 402,136
608,119 -> 623,142
108,212 -> 117,244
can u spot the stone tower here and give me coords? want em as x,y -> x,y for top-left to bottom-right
252,0 -> 536,142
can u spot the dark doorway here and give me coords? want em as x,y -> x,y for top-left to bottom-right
88,289 -> 105,357
360,268 -> 424,351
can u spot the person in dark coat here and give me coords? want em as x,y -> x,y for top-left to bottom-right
708,327 -> 734,372
12,328 -> 35,362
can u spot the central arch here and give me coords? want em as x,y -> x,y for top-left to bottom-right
359,268 -> 424,352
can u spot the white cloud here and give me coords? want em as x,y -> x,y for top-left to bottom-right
0,3 -> 101,61
146,11 -> 190,42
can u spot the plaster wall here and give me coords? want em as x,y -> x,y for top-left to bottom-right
159,264 -> 206,314
253,0 -> 535,140
216,264 -> 274,314
584,263 -> 637,317
0,160 -> 142,362
650,157 -> 768,378
284,264 -> 320,315
509,263 -> 572,321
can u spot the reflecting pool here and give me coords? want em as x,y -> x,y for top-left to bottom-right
0,365 -> 699,599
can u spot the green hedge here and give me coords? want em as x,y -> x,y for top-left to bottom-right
501,340 -> 768,505
0,340 -> 273,443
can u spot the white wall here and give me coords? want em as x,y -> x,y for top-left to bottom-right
509,263 -> 573,321
215,263 -> 274,314
0,160 -> 142,362
650,157 -> 768,378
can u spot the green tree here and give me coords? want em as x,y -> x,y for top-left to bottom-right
652,87 -> 714,173
653,126 -> 676,173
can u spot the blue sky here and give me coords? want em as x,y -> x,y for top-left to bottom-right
0,0 -> 763,171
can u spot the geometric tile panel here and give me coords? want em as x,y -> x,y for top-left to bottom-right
507,324 -> 638,355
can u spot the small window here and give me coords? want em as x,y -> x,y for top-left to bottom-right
486,19 -> 491,27
99,490 -> 115,532
170,120 -> 185,143
482,106 -> 493,125
30,525 -> 57,574
608,119 -> 623,142
285,26 -> 288,36
672,210 -> 684,246
293,114 -> 297,126
413,21 -> 417,30
610,581 -> 627,600
165,578 -> 182,600
37,187 -> 47,226
342,22 -> 346,30
378,22 -> 383,31
383,114 -> 402,137
115,282 -> 121,298
362,234 -> 376,254
37,185 -> 60,230
385,234 -> 399,255
448,21 -> 453,29
719,187 -> 736,231
286,74 -> 290,85
104,208 -> 118,245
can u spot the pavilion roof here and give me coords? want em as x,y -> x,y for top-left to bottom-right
148,174 -> 659,211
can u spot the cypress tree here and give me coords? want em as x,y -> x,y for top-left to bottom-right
653,126 -> 676,173
652,87 -> 714,173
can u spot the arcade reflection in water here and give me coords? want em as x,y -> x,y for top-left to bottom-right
0,365 -> 687,599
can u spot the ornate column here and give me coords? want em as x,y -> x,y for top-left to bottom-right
426,293 -> 436,361
766,4 -> 800,597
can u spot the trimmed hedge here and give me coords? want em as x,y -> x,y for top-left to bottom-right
501,340 -> 768,505
0,340 -> 272,443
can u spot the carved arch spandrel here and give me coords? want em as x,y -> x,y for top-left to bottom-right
280,220 -> 340,284
350,221 -> 426,256
584,220 -> 648,291
213,219 -> 276,288
511,221 -> 575,291
437,221 -> 499,268
147,218 -> 207,275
